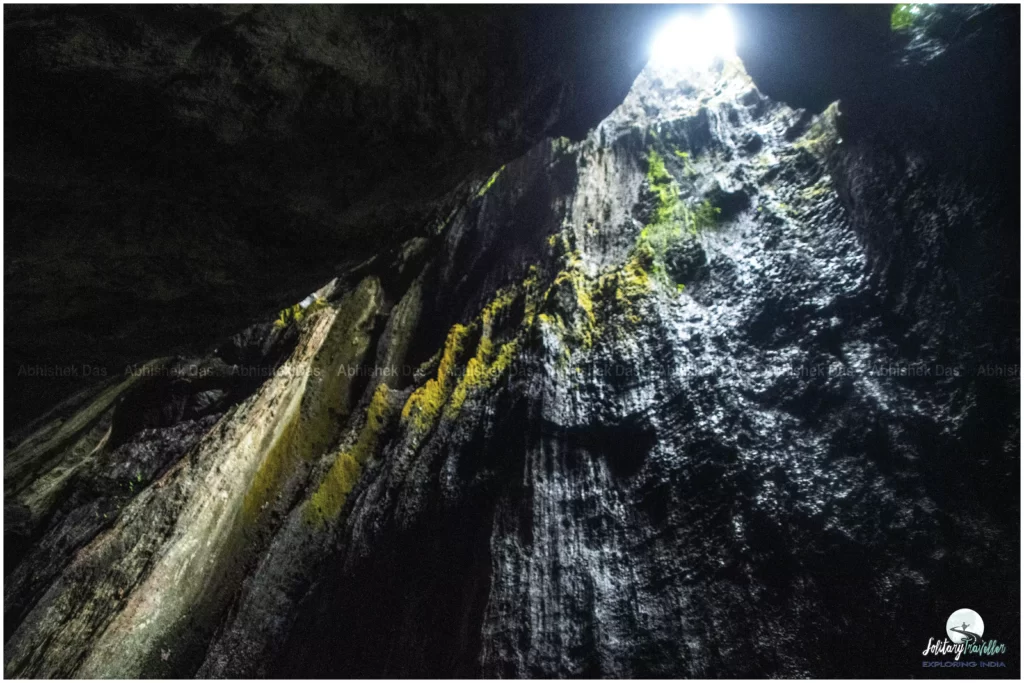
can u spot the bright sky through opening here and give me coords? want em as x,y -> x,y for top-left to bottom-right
649,6 -> 736,70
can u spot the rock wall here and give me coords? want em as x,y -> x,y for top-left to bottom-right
4,4 -> 667,429
4,5 -> 1019,678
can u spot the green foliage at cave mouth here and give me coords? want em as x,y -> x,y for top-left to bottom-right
891,4 -> 923,30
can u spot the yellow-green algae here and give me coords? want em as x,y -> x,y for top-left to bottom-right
400,322 -> 473,433
299,274 -> 428,528
535,216 -> 660,359
394,224 -> 662,442
399,272 -> 546,432
800,182 -> 830,203
242,277 -> 382,525
476,165 -> 505,198
302,278 -> 538,530
304,382 -> 396,526
538,254 -> 600,354
447,285 -> 523,417
646,147 -> 680,225
532,237 -> 655,364
599,253 -> 654,322
891,3 -> 925,30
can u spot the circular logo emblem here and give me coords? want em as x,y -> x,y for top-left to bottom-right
946,608 -> 985,644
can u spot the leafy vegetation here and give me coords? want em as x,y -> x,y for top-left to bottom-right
273,296 -> 328,329
891,4 -> 941,33
890,4 -> 919,30
274,304 -> 302,328
673,149 -> 698,178
644,149 -> 720,235
646,148 -> 678,224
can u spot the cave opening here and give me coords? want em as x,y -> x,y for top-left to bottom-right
649,5 -> 737,72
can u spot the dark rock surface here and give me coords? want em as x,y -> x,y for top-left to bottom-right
3,4 -> 1019,679
733,4 -> 893,114
4,4 -> 669,429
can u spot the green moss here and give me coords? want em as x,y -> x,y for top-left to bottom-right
550,136 -> 574,158
602,255 -> 654,324
522,145 -> 709,346
546,231 -> 576,261
540,248 -> 654,350
533,251 -> 605,354
304,383 -> 395,526
274,305 -> 296,328
639,147 -> 719,291
447,284 -> 526,415
400,323 -> 471,433
521,265 -> 543,327
552,267 -> 596,324
537,311 -> 559,328
476,165 -> 505,198
447,338 -> 519,416
243,398 -> 303,524
400,267 -> 549,425
690,199 -> 722,233
298,270 -> 533,527
646,148 -> 679,224
799,177 -> 832,204
480,285 -> 519,327
792,102 -> 841,159
673,149 -> 699,178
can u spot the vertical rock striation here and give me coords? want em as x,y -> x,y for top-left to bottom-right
4,5 -> 1018,678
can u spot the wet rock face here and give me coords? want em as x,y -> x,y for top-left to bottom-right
4,5 -> 1019,679
278,59 -> 1017,678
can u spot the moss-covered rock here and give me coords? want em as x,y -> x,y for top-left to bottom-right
305,382 -> 397,526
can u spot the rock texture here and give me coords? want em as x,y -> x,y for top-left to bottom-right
4,4 -> 1019,679
4,4 -> 667,428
